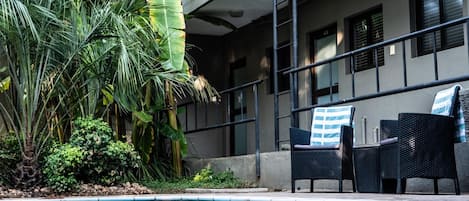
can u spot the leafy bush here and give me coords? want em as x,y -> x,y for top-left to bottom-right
193,167 -> 214,182
43,117 -> 140,192
193,167 -> 241,186
100,141 -> 140,184
43,144 -> 84,192
143,168 -> 249,193
70,116 -> 113,150
0,134 -> 21,186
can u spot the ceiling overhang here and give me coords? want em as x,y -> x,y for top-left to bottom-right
183,0 -> 280,36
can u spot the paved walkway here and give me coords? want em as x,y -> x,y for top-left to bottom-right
3,192 -> 469,201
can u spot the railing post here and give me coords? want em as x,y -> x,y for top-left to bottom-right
402,41 -> 408,87
272,0 -> 280,152
185,105 -> 188,131
329,62 -> 333,102
432,31 -> 439,80
205,103 -> 208,127
291,0 -> 299,129
253,84 -> 261,178
351,56 -> 356,98
195,102 -> 198,129
374,48 -> 380,92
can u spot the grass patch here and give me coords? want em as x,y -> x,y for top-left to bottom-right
142,168 -> 255,193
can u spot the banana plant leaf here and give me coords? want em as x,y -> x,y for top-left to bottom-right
148,0 -> 186,71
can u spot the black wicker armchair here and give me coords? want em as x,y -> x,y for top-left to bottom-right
290,106 -> 355,193
379,85 -> 461,195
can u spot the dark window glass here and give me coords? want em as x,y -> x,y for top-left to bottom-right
416,0 -> 464,55
350,7 -> 384,71
268,42 -> 291,93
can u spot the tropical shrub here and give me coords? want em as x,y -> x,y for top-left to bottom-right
43,117 -> 140,192
193,167 -> 240,185
0,134 -> 21,186
70,117 -> 114,150
43,144 -> 85,192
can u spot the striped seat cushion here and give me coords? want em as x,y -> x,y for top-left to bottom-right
310,106 -> 353,146
431,85 -> 466,142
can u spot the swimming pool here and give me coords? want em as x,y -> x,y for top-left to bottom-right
56,195 -> 291,201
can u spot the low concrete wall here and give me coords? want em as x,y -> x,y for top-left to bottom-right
185,142 -> 469,193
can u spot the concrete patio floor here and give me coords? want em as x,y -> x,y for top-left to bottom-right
3,192 -> 469,201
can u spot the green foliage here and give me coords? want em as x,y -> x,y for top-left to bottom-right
192,167 -> 241,185
0,134 -> 21,186
143,168 -> 251,194
70,117 -> 114,149
102,141 -> 141,184
193,167 -> 214,182
43,144 -> 84,192
43,117 -> 141,192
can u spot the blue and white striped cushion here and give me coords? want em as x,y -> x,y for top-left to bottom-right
431,85 -> 466,142
310,106 -> 353,146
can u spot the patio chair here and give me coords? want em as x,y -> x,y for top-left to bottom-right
379,85 -> 462,195
290,105 -> 355,193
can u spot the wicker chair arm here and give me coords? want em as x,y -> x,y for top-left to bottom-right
397,112 -> 457,179
341,126 -> 353,149
290,127 -> 311,146
398,112 -> 455,145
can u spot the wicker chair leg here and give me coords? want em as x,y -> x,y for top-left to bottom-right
401,179 -> 406,194
310,179 -> 314,192
454,177 -> 460,195
339,179 -> 343,193
396,179 -> 402,194
433,179 -> 439,195
292,180 -> 295,193
379,178 -> 383,193
352,179 -> 356,192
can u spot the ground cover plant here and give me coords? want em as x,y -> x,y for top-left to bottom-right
143,167 -> 254,193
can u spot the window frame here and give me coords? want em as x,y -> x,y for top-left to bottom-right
412,0 -> 464,56
309,24 -> 339,105
348,5 -> 385,72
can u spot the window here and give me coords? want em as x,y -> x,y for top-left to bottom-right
268,42 -> 291,93
414,0 -> 464,56
349,7 -> 384,72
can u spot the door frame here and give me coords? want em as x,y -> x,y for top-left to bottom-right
309,23 -> 339,104
229,57 -> 248,156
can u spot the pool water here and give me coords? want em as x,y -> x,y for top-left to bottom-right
60,197 -> 274,201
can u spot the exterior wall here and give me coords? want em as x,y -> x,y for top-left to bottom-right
183,0 -> 469,192
184,0 -> 469,156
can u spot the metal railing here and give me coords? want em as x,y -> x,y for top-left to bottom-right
179,80 -> 262,177
284,16 -> 469,115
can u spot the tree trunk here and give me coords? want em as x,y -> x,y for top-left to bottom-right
15,132 -> 40,188
166,82 -> 182,177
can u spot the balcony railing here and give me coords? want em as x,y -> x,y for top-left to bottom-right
178,80 -> 262,177
284,16 -> 469,114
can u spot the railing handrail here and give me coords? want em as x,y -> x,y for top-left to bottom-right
178,80 -> 263,107
293,75 -> 469,113
284,15 -> 469,75
219,80 -> 263,94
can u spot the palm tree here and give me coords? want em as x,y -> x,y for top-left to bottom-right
0,0 -> 216,186
0,0 -> 115,187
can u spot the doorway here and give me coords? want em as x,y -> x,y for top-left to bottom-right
229,58 -> 248,156
310,24 -> 339,104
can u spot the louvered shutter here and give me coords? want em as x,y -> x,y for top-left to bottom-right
417,0 -> 463,55
351,8 -> 384,71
